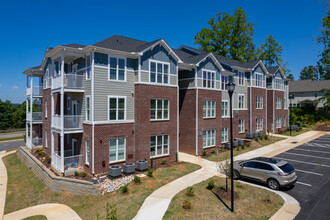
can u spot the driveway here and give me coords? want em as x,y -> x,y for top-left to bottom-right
273,134 -> 330,220
0,140 -> 25,151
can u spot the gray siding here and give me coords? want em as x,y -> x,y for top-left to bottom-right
233,77 -> 248,109
93,67 -> 134,121
196,57 -> 221,80
170,75 -> 177,85
179,79 -> 195,88
141,71 -> 149,83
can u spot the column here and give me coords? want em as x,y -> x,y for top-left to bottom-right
60,53 -> 65,173
30,73 -> 33,148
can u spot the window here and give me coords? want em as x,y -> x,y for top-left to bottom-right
95,52 -> 108,66
86,54 -> 91,80
222,127 -> 228,143
276,98 -> 282,109
109,138 -> 126,162
284,116 -> 286,127
45,130 -> 48,148
108,96 -> 126,121
221,101 -> 229,117
243,161 -> 256,168
150,99 -> 169,120
109,57 -> 125,81
239,119 -> 245,133
256,118 -> 263,131
86,96 -> 91,122
255,73 -> 263,87
67,96 -> 71,110
150,135 -> 169,157
274,77 -> 282,90
45,100 -> 48,119
150,61 -> 169,84
221,75 -> 229,90
203,101 -> 216,118
203,70 -> 215,88
255,162 -> 274,170
256,96 -> 263,109
315,93 -> 318,98
276,117 -> 282,128
238,94 -> 245,109
85,139 -> 90,164
284,97 -> 288,109
238,71 -> 245,86
203,130 -> 215,148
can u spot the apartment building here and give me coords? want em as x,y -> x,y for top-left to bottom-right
24,35 -> 289,175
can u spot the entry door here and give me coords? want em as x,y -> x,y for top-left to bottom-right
72,139 -> 77,156
72,101 -> 78,127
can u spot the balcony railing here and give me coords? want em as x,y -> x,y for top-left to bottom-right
32,138 -> 42,146
52,74 -> 84,90
32,112 -> 42,121
52,151 -> 83,173
52,152 -> 63,172
27,86 -> 43,96
43,78 -> 52,89
52,115 -> 83,130
250,79 -> 266,88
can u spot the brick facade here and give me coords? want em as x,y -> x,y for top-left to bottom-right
249,87 -> 267,133
267,90 -> 289,133
43,88 -> 52,155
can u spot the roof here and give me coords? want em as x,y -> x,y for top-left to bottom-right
239,60 -> 260,69
61,43 -> 85,49
172,49 -> 208,64
92,35 -> 149,52
267,66 -> 280,75
289,80 -> 330,93
23,65 -> 43,74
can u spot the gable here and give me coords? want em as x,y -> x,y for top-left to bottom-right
197,57 -> 221,80
275,70 -> 283,79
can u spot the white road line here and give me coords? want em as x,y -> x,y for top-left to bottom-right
295,169 -> 323,176
306,143 -> 330,149
296,182 -> 312,187
273,157 -> 330,168
292,148 -> 330,154
282,152 -> 330,160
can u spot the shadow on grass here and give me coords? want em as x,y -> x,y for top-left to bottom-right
209,189 -> 232,212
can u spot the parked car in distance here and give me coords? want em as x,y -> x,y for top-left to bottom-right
233,157 -> 297,190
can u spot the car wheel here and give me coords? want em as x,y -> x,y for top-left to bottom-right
233,170 -> 240,180
267,179 -> 280,190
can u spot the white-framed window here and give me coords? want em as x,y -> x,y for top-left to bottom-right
274,77 -> 283,90
203,129 -> 215,148
45,100 -> 48,119
284,116 -> 287,127
149,60 -> 169,84
239,119 -> 245,133
108,96 -> 126,121
203,69 -> 216,89
238,71 -> 245,86
85,139 -> 90,164
256,96 -> 263,109
109,56 -> 126,81
45,129 -> 48,148
222,127 -> 228,143
276,117 -> 282,128
276,98 -> 282,109
256,118 -> 263,131
221,75 -> 229,90
150,135 -> 169,157
150,99 -> 169,120
203,100 -> 216,118
238,94 -> 245,109
109,137 -> 126,162
222,101 -> 229,117
255,73 -> 263,87
67,96 -> 71,110
86,96 -> 91,122
86,53 -> 91,80
284,97 -> 288,109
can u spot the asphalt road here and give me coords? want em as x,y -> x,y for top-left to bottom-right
0,140 -> 25,151
273,134 -> 330,220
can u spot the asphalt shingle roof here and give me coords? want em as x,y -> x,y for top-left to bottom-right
289,80 -> 330,92
267,66 -> 280,75
92,35 -> 150,52
61,43 -> 85,49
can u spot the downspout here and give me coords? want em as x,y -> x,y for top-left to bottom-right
273,88 -> 275,133
177,65 -> 179,158
91,51 -> 95,175
249,71 -> 252,132
195,67 -> 198,156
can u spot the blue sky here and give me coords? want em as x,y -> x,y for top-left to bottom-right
0,0 -> 327,103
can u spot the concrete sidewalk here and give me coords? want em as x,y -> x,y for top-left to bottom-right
134,130 -> 328,220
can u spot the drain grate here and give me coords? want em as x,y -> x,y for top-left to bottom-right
291,141 -> 298,144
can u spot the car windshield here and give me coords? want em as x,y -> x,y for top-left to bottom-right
279,164 -> 294,173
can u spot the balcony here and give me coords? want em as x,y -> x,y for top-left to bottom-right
43,78 -> 52,89
52,74 -> 84,91
52,115 -> 83,130
52,151 -> 83,174
27,86 -> 43,96
250,79 -> 266,88
26,112 -> 42,123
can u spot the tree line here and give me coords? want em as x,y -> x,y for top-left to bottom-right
0,100 -> 26,130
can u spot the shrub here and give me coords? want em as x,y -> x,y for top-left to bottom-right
23,134 -> 26,143
182,200 -> 192,210
74,171 -> 79,176
206,180 -> 215,190
211,149 -> 216,154
46,155 -> 51,164
263,194 -> 271,203
264,135 -> 269,140
36,147 -> 43,152
105,203 -> 118,220
81,172 -> 87,178
161,159 -> 167,165
133,175 -> 141,183
150,157 -> 154,168
236,146 -> 240,151
186,186 -> 194,197
202,150 -> 206,156
278,129 -> 284,134
241,144 -> 245,150
246,142 -> 251,147
255,137 -> 259,142
37,151 -> 45,157
121,185 -> 128,193
235,181 -> 242,188
146,170 -> 153,177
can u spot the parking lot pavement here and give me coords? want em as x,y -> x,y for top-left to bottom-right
273,134 -> 330,220
0,140 -> 24,151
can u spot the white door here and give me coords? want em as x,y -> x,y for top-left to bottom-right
72,139 -> 77,156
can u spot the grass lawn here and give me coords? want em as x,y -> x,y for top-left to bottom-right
282,124 -> 318,136
3,154 -> 201,220
164,176 -> 284,220
206,136 -> 285,162
0,136 -> 24,142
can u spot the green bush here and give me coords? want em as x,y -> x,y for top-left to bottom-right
211,149 -> 216,154
236,146 -> 240,151
264,135 -> 269,140
255,137 -> 259,142
121,185 -> 128,193
133,175 -> 141,183
241,144 -> 245,150
161,159 -> 167,165
182,200 -> 192,209
206,180 -> 215,190
46,156 -> 51,164
37,151 -> 45,157
246,142 -> 251,147
81,172 -> 87,178
146,170 -> 153,177
186,186 -> 194,197
202,150 -> 206,156
74,171 -> 79,176
150,157 -> 153,168
105,203 -> 118,220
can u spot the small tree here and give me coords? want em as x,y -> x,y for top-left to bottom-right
217,153 -> 231,192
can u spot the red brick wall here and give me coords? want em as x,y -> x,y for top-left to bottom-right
266,90 -> 289,133
267,90 -> 274,132
249,87 -> 267,133
82,124 -> 92,174
179,89 -> 196,155
42,88 -> 52,155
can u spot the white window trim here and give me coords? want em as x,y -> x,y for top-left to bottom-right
276,117 -> 282,128
203,100 -> 216,118
222,100 -> 229,118
284,97 -> 288,109
255,72 -> 264,88
203,129 -> 216,148
109,138 -> 126,163
256,96 -> 263,109
222,127 -> 228,143
221,75 -> 229,91
284,116 -> 287,127
107,95 -> 127,121
85,139 -> 90,165
86,95 -> 91,122
45,100 -> 48,119
45,130 -> 48,148
239,119 -> 245,133
238,71 -> 245,86
202,69 -> 216,89
148,59 -> 170,85
238,94 -> 246,109
276,98 -> 282,109
150,135 -> 170,158
256,118 -> 263,131
86,53 -> 92,80
108,55 -> 127,82
150,99 -> 170,121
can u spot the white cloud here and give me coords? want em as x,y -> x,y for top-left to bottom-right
12,85 -> 18,90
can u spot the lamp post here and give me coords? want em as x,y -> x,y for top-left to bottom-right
227,81 -> 235,212
289,94 -> 294,136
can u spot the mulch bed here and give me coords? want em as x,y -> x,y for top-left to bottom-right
316,124 -> 330,131
213,187 -> 239,200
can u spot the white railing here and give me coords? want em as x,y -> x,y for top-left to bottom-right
26,136 -> 32,148
64,154 -> 83,170
250,79 -> 266,88
32,138 -> 42,146
27,112 -> 32,121
52,152 -> 63,172
51,74 -> 84,90
64,115 -> 83,129
52,76 -> 62,90
32,112 -> 42,121
43,78 -> 52,89
52,115 -> 61,129
27,86 -> 43,96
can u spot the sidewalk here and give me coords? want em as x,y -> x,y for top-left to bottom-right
134,130 -> 328,220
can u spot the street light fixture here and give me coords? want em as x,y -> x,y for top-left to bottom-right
227,81 -> 235,212
289,94 -> 294,136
